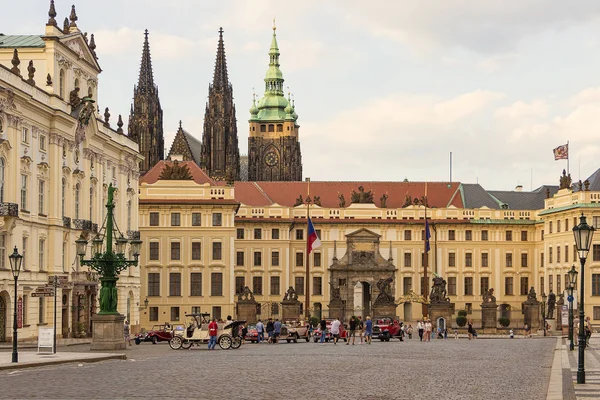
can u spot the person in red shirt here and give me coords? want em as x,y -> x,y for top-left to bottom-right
208,318 -> 218,350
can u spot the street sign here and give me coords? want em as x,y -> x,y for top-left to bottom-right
32,291 -> 54,297
48,275 -> 70,288
568,295 -> 574,302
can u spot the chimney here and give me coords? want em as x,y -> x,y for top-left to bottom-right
515,185 -> 523,192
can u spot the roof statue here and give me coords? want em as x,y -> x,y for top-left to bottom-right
559,169 -> 572,190
159,160 -> 193,180
351,186 -> 374,204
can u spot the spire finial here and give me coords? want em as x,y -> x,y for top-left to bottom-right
62,17 -> 69,33
144,29 -> 149,39
212,26 -> 229,91
116,114 -> 124,134
26,60 -> 36,85
273,18 -> 276,31
103,107 -> 111,127
137,29 -> 156,92
10,49 -> 21,76
89,33 -> 97,59
47,0 -> 57,26
219,27 -> 223,37
69,5 -> 78,28
179,120 -> 182,129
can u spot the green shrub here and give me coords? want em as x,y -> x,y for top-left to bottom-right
456,316 -> 467,327
498,317 -> 510,327
458,310 -> 468,317
309,316 -> 320,328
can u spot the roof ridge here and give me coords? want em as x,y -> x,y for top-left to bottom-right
253,182 -> 274,205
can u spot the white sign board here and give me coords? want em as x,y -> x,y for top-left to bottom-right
561,305 -> 569,326
38,327 -> 54,353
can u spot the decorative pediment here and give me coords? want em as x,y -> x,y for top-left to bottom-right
37,162 -> 50,178
62,165 -> 72,176
0,138 -> 12,161
345,228 -> 381,239
159,160 -> 193,180
58,36 -> 100,71
73,168 -> 85,179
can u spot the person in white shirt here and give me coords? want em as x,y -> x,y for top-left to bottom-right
417,320 -> 424,342
424,320 -> 432,342
330,317 -> 341,345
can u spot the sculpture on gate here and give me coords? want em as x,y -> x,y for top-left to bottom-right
429,276 -> 450,303
374,275 -> 395,305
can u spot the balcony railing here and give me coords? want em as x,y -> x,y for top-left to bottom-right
73,219 -> 92,231
0,202 -> 18,217
63,216 -> 71,228
127,230 -> 140,240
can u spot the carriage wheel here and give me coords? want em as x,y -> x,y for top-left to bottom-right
231,337 -> 242,349
169,336 -> 182,350
218,335 -> 232,350
181,340 -> 193,349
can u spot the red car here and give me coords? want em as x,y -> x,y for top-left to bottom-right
135,324 -> 177,344
373,318 -> 404,341
312,320 -> 347,342
245,324 -> 260,343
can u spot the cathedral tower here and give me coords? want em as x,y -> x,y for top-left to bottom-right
248,24 -> 302,181
200,28 -> 240,180
128,30 -> 164,174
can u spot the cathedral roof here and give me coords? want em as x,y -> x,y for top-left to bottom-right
167,123 -> 202,164
136,30 -> 157,93
141,160 -> 215,185
0,35 -> 45,48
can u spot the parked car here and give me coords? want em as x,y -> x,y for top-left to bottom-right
135,324 -> 177,344
312,320 -> 347,342
169,313 -> 245,350
373,318 -> 403,341
245,324 -> 260,343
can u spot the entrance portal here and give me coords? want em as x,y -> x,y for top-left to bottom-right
404,303 -> 412,322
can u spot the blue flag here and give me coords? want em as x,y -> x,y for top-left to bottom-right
425,218 -> 431,253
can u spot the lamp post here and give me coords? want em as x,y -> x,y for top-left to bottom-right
541,292 -> 547,337
567,265 -> 578,351
572,213 -> 595,384
75,184 -> 142,315
9,247 -> 23,363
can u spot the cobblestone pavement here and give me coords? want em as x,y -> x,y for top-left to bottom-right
564,336 -> 600,399
0,337 -> 555,400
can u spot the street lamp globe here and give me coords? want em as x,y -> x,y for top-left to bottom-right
115,234 -> 128,255
130,238 -> 142,258
75,235 -> 88,257
92,235 -> 104,255
573,213 -> 595,259
8,246 -> 23,280
568,265 -> 578,289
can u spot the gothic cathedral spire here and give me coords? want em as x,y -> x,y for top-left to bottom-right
200,28 -> 240,181
248,23 -> 302,181
128,30 -> 164,174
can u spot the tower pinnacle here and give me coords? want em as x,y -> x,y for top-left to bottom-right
137,29 -> 155,93
212,27 -> 229,91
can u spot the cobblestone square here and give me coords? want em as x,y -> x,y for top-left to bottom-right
0,337 -> 555,399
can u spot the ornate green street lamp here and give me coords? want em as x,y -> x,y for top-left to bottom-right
572,213 -> 595,384
567,265 -> 578,351
75,184 -> 142,314
9,247 -> 23,363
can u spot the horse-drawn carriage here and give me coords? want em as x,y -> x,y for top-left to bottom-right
169,313 -> 245,350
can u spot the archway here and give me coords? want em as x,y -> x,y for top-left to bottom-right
0,291 -> 7,342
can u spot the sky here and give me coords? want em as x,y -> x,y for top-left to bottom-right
5,0 -> 600,190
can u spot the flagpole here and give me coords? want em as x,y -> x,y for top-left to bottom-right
423,183 -> 429,319
305,177 -> 311,320
567,141 -> 570,176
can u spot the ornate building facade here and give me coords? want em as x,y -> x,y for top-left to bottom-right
248,26 -> 302,182
0,2 -> 143,341
127,30 -> 164,174
199,28 -> 240,181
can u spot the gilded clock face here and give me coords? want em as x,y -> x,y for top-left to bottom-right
265,151 -> 279,167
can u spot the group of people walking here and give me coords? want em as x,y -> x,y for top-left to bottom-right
254,318 -> 283,343
318,316 -> 374,344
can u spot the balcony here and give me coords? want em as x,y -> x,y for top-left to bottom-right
92,223 -> 98,233
63,216 -> 71,228
0,202 -> 18,217
73,219 -> 92,231
127,230 -> 140,240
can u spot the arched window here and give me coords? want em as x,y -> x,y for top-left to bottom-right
74,78 -> 79,89
268,124 -> 274,132
75,183 -> 80,219
61,178 -> 66,217
277,124 -> 283,132
89,187 -> 94,221
260,125 -> 266,133
59,69 -> 65,98
0,158 -> 4,202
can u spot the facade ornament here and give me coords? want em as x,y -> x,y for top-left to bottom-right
380,193 -> 388,208
103,107 -> 110,127
338,192 -> 346,208
429,276 -> 450,304
584,179 -> 590,191
373,275 -> 395,306
116,114 -> 124,134
0,87 -> 17,112
10,49 -> 21,76
237,286 -> 256,303
47,0 -> 57,27
158,160 -> 192,180
69,87 -> 81,110
74,97 -> 95,146
46,73 -> 52,86
26,60 -> 36,85
577,180 -> 583,191
69,5 -> 78,28
559,169 -> 572,189
330,285 -> 342,301
62,17 -> 69,33
351,185 -> 374,204
294,194 -> 303,207
313,196 -> 322,206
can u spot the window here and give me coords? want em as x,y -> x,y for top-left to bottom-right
448,252 -> 456,267
520,277 -> 529,295
149,242 -> 159,260
74,183 -> 80,219
541,252 -> 545,267
404,230 -> 412,241
190,273 -> 202,296
316,229 -> 322,239
295,252 -> 304,267
149,212 -> 159,226
448,277 -> 456,296
541,230 -> 544,240
170,213 -> 180,226
148,273 -> 160,296
295,277 -> 304,295
481,253 -> 489,267
403,277 -> 412,294
404,253 -> 412,268
271,229 -> 280,239
557,274 -> 561,293
549,222 -> 553,234
169,273 -> 181,296
268,124 -> 274,132
549,275 -> 553,292
254,251 -> 262,266
465,303 -> 473,315
212,306 -> 222,321
549,247 -> 553,263
565,245 -> 569,263
594,216 -> 600,229
38,238 -> 45,271
212,213 -> 222,226
593,274 -> 600,296
59,69 -> 65,97
38,180 -> 45,215
270,276 -> 280,295
505,277 -> 514,295
170,242 -> 180,260
480,277 -> 489,295
149,307 -> 159,321
253,276 -> 262,295
313,277 -> 322,295
22,237 -> 27,268
192,213 -> 201,226
505,231 -> 512,241
465,253 -> 472,267
260,124 -> 266,132
0,234 -> 5,269
314,252 -> 322,267
22,127 -> 29,144
296,229 -> 304,240
506,253 -> 513,267
271,251 -> 279,266
464,277 -> 473,295
236,228 -> 244,239
212,242 -> 222,260
557,246 -> 561,263
190,242 -> 201,260
448,230 -> 455,241
38,297 -> 45,323
170,307 -> 180,321
481,230 -> 488,241
235,276 -> 245,294
540,277 -> 545,296
593,245 -> 600,262
236,251 -> 244,266
521,231 -> 528,241
557,220 -> 561,233
521,253 -> 528,268
254,228 -> 262,239
21,174 -> 28,210
211,272 -> 223,296
465,230 -> 472,241
594,307 -> 600,320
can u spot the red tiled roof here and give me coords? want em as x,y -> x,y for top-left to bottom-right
140,160 -> 216,185
233,181 -> 463,208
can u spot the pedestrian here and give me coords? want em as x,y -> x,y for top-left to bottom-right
364,316 -> 373,344
347,316 -> 357,345
240,323 -> 248,343
124,320 -> 132,346
585,317 -> 592,347
407,324 -> 413,340
509,329 -> 514,339
425,319 -> 432,342
256,319 -> 264,343
357,316 -> 364,343
444,328 -> 448,339
467,320 -> 474,340
266,318 -> 274,343
208,318 -> 218,350
454,329 -> 459,339
319,318 -> 327,344
330,317 -> 341,345
417,320 -> 424,342
524,323 -> 530,338
273,318 -> 282,344
437,326 -> 443,339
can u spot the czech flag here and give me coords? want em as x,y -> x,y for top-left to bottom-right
425,218 -> 431,253
307,217 -> 322,254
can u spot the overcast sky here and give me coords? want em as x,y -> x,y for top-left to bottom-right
6,0 -> 600,190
